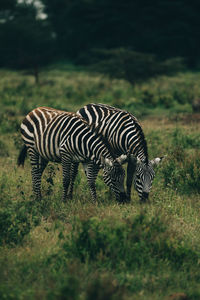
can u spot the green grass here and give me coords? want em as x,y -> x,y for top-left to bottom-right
0,66 -> 200,299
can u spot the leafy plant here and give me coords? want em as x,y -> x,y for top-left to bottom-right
0,202 -> 41,246
0,207 -> 31,246
0,140 -> 9,157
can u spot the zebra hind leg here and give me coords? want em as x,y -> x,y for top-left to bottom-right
29,149 -> 48,200
68,162 -> 79,199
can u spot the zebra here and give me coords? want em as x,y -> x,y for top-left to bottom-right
17,107 -> 128,202
72,103 -> 163,203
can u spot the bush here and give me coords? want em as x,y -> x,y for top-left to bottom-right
89,48 -> 185,84
0,202 -> 41,246
63,214 -> 198,271
0,207 -> 31,246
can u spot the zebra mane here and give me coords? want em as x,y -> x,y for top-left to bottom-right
132,117 -> 149,164
72,113 -> 116,160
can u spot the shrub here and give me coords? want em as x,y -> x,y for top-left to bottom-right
89,48 -> 184,84
63,214 -> 198,271
0,207 -> 31,246
0,202 -> 41,246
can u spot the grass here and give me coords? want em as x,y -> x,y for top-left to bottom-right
0,66 -> 200,299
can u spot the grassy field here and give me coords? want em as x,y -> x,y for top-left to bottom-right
0,66 -> 200,300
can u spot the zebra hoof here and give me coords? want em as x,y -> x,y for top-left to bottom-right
139,198 -> 150,204
140,192 -> 149,204
125,198 -> 131,204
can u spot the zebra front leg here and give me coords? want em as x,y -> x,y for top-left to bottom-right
61,153 -> 71,201
68,162 -> 79,199
83,163 -> 100,202
126,159 -> 136,202
29,149 -> 48,200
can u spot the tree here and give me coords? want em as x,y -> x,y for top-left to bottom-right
0,1 -> 55,83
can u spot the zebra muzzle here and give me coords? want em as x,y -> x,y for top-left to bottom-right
119,192 -> 129,203
141,192 -> 149,202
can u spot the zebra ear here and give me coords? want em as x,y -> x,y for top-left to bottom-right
150,156 -> 165,166
101,157 -> 113,167
105,158 -> 113,167
116,154 -> 127,164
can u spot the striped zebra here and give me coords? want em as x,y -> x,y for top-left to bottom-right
73,103 -> 163,202
17,107 -> 128,202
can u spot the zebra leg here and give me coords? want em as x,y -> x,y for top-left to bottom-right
60,153 -> 71,201
126,159 -> 136,201
29,149 -> 48,200
68,162 -> 79,199
83,163 -> 100,202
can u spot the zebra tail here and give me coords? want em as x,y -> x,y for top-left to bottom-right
17,145 -> 27,167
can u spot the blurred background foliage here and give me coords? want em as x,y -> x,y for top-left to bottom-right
0,0 -> 200,83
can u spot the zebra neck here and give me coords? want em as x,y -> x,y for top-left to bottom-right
130,144 -> 148,165
138,154 -> 149,165
90,115 -> 111,138
86,131 -> 114,167
128,121 -> 149,164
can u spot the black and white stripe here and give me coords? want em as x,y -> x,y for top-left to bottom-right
76,103 -> 163,202
18,107 -> 127,202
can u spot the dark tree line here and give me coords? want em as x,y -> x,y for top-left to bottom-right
0,0 -> 200,82
41,0 -> 200,66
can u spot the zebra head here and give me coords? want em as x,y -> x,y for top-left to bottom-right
102,155 -> 128,203
133,157 -> 163,202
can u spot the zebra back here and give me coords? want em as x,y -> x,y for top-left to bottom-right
77,103 -> 148,164
20,107 -> 117,167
